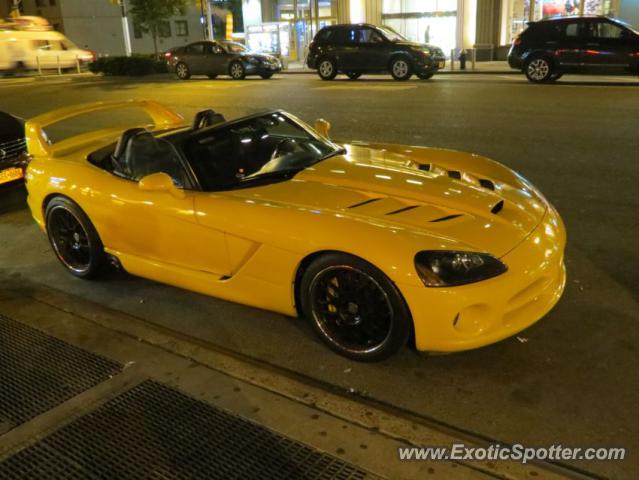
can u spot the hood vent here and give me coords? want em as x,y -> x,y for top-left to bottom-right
491,200 -> 504,215
447,170 -> 462,180
430,214 -> 463,223
479,179 -> 495,191
385,205 -> 420,215
347,198 -> 382,209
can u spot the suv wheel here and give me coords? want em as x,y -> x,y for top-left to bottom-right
525,57 -> 553,83
229,61 -> 246,80
318,58 -> 337,80
390,58 -> 412,81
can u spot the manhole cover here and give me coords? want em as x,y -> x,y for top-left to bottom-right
0,381 -> 373,479
0,315 -> 121,429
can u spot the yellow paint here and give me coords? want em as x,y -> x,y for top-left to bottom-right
24,101 -> 566,352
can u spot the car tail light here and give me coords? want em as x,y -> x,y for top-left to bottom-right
165,51 -> 172,58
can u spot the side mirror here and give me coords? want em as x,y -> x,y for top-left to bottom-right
314,118 -> 331,139
139,172 -> 185,199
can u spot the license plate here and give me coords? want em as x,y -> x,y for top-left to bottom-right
0,167 -> 23,185
438,61 -> 445,69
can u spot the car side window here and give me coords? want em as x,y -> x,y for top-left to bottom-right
359,28 -> 383,44
187,43 -> 205,55
564,22 -> 580,38
345,28 -> 358,44
593,22 -> 625,39
124,134 -> 189,188
211,44 -> 224,54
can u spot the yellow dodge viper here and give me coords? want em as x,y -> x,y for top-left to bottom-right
24,100 -> 566,361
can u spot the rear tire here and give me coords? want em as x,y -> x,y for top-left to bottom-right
524,56 -> 553,83
176,62 -> 190,80
45,196 -> 106,279
345,71 -> 361,80
390,57 -> 412,81
317,58 -> 337,80
299,253 -> 412,362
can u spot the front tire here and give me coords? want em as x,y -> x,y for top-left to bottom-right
525,56 -> 553,83
45,197 -> 106,279
299,253 -> 412,362
317,58 -> 337,80
417,71 -> 434,80
390,57 -> 412,81
175,62 -> 190,80
229,61 -> 246,80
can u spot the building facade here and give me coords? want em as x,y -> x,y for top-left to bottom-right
1,0 -> 212,56
244,0 -> 637,61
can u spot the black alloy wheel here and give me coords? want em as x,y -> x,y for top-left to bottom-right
45,197 -> 105,279
300,253 -> 412,361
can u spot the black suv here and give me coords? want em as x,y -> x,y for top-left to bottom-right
307,24 -> 445,81
509,16 -> 639,83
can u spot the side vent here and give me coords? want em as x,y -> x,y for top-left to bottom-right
347,198 -> 382,209
479,179 -> 495,191
491,200 -> 505,215
418,163 -> 431,171
385,205 -> 419,215
447,170 -> 462,180
430,214 -> 463,223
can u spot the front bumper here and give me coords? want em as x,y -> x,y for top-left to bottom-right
0,138 -> 27,185
400,205 -> 566,352
245,63 -> 282,75
415,55 -> 446,74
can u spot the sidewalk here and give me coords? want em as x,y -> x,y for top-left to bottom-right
0,277 -> 574,480
281,60 -> 515,75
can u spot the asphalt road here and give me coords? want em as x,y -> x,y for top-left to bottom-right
1,72 -> 638,479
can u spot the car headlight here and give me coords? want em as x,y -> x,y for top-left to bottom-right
414,251 -> 507,287
412,47 -> 431,57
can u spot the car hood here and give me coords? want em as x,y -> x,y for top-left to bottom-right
395,41 -> 443,54
242,52 -> 278,62
232,145 -> 548,257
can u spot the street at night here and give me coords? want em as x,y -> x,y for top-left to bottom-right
1,71 -> 638,479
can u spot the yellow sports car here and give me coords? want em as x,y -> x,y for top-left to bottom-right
24,100 -> 566,361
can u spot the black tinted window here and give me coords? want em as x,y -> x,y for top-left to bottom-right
565,22 -> 580,37
186,43 -> 205,54
586,21 -> 626,39
359,28 -> 384,43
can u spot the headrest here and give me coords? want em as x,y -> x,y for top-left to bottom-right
193,109 -> 226,130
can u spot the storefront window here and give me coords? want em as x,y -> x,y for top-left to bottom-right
381,0 -> 457,56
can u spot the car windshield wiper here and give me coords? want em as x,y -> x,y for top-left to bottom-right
240,167 -> 305,183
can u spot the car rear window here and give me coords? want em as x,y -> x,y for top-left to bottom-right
314,27 -> 350,44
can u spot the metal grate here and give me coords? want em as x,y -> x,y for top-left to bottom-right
0,315 -> 121,430
0,381 -> 372,480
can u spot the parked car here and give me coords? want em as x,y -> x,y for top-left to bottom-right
166,40 -> 282,80
508,16 -> 639,83
0,22 -> 94,73
307,24 -> 446,81
23,100 -> 565,361
0,112 -> 26,186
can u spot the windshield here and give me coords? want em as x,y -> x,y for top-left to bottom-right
223,41 -> 248,54
182,112 -> 342,190
378,26 -> 407,42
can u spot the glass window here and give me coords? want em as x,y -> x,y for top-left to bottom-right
158,21 -> 171,38
223,41 -> 248,53
186,43 -> 205,54
359,28 -> 384,43
591,21 -> 625,39
125,135 -> 188,188
565,22 -> 580,37
175,20 -> 188,37
182,113 -> 341,190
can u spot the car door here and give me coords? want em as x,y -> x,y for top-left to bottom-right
182,42 -> 207,74
582,19 -> 634,74
355,27 -> 389,70
207,42 -> 229,75
334,27 -> 359,70
554,21 -> 585,71
99,134 -> 229,276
